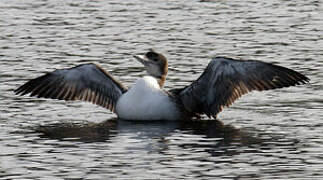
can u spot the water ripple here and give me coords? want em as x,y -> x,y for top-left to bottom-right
1,0 -> 322,179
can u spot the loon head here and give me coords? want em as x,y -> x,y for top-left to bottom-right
134,49 -> 168,88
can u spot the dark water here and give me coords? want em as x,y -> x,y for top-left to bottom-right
1,0 -> 322,179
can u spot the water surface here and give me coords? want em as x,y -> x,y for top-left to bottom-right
1,0 -> 322,179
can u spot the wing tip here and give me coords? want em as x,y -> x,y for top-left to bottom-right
14,83 -> 32,96
14,87 -> 22,95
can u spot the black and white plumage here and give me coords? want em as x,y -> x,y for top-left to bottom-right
173,57 -> 309,118
15,64 -> 127,112
15,49 -> 309,120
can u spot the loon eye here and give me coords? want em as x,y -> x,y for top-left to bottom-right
146,52 -> 159,61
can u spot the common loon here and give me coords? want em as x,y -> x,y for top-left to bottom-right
15,49 -> 309,120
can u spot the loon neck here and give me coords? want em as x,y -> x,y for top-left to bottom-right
157,75 -> 166,88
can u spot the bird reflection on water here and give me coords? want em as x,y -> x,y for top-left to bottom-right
35,119 -> 119,143
31,118 -> 286,156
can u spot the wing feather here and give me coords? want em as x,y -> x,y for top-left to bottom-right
172,57 -> 309,118
15,63 -> 127,112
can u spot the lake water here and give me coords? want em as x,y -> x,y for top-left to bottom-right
1,0 -> 322,179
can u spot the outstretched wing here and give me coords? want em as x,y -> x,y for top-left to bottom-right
172,57 -> 309,118
15,63 -> 127,112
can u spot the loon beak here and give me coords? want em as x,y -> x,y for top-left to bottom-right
133,55 -> 149,66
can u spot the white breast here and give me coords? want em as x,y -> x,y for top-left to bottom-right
115,76 -> 181,121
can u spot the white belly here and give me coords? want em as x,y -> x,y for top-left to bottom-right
115,76 -> 181,121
